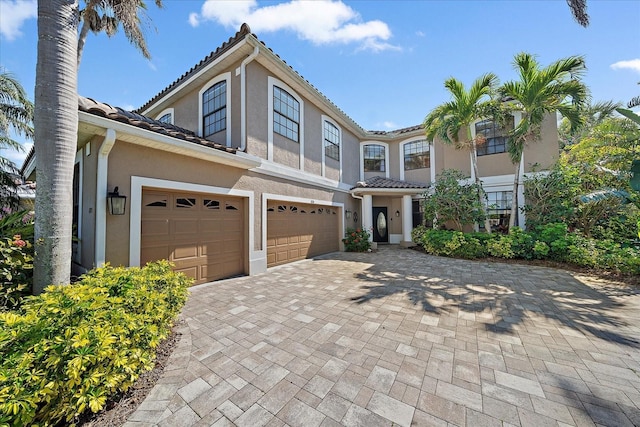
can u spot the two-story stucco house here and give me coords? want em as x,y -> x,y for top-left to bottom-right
22,24 -> 559,285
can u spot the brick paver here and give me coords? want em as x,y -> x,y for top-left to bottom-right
126,246 -> 640,426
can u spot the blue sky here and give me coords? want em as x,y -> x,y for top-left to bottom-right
1,0 -> 639,167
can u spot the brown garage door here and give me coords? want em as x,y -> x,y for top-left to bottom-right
141,189 -> 244,285
267,201 -> 339,267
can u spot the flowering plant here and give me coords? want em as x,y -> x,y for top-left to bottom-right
1,235 -> 33,310
342,227 -> 371,252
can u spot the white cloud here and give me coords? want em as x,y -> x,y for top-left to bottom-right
416,30 -> 425,37
0,0 -> 36,41
381,121 -> 397,130
188,12 -> 200,27
190,0 -> 398,52
610,59 -> 640,73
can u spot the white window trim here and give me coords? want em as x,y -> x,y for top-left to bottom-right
262,193 -> 345,255
268,76 -> 305,170
198,72 -> 231,147
155,108 -> 174,125
321,115 -> 342,182
399,137 -> 433,181
129,176 -> 260,274
359,141 -> 390,180
73,149 -> 83,264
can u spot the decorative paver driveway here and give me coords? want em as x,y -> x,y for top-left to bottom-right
126,246 -> 640,427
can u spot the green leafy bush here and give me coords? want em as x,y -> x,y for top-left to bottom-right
0,210 -> 34,241
412,227 -> 486,259
0,261 -> 190,426
0,235 -> 33,311
412,223 -> 639,275
343,227 -> 371,252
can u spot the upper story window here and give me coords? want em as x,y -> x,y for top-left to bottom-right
273,86 -> 299,142
364,144 -> 386,172
475,116 -> 514,156
324,121 -> 340,161
158,113 -> 172,124
404,140 -> 430,170
202,81 -> 226,138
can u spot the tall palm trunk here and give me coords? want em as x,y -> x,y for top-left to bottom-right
468,132 -> 492,233
509,158 -> 521,229
33,0 -> 79,293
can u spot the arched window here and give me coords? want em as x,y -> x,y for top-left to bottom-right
324,120 -> 340,160
158,113 -> 172,124
403,140 -> 430,170
202,81 -> 227,138
273,86 -> 300,142
363,144 -> 386,172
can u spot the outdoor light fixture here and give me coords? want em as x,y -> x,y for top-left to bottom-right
345,210 -> 352,219
395,210 -> 400,217
107,186 -> 127,215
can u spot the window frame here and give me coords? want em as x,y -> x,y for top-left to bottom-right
321,115 -> 343,181
202,80 -> 227,138
273,85 -> 300,142
363,144 -> 386,172
403,139 -> 430,171
267,77 -> 305,169
155,108 -> 174,125
323,120 -> 340,161
475,116 -> 514,156
197,73 -> 231,147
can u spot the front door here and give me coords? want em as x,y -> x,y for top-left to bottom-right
372,207 -> 388,243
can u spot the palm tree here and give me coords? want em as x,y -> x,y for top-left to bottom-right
0,70 -> 33,210
34,0 -> 163,293
424,74 -> 499,232
77,0 -> 163,66
500,52 -> 588,229
33,0 -> 79,293
567,0 -> 589,27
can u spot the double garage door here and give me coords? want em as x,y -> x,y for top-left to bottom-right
267,201 -> 339,267
140,190 -> 340,284
141,190 -> 245,285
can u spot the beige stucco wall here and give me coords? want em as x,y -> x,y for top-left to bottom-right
341,131 -> 360,184
304,102 -> 323,176
104,140 -> 353,267
403,168 -> 430,184
246,62 -> 269,159
524,113 -> 559,172
371,196 -> 403,237
477,152 -> 513,177
440,142 -> 471,176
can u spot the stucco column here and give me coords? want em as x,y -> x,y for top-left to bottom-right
401,195 -> 414,247
362,194 -> 373,242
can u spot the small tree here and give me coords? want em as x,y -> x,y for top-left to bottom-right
422,169 -> 486,232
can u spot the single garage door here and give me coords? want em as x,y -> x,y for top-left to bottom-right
267,201 -> 339,267
141,189 -> 245,285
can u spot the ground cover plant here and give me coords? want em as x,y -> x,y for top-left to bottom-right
0,261 -> 190,426
412,224 -> 640,276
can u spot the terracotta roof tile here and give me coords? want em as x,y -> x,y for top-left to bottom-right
352,176 -> 428,190
78,96 -> 236,154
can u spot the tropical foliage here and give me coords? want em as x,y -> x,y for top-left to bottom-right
501,52 -> 588,228
0,70 -> 33,210
421,169 -> 486,232
343,227 -> 371,252
0,261 -> 190,426
423,74 -> 500,232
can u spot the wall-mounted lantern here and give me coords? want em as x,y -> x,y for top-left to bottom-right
345,210 -> 352,219
395,210 -> 400,217
107,186 -> 127,215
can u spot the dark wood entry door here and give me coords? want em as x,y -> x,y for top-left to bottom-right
372,207 -> 388,243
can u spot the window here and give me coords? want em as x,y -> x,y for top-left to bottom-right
324,121 -> 340,161
484,191 -> 512,230
273,86 -> 299,142
404,140 -> 430,170
475,116 -> 514,156
202,81 -> 226,138
364,144 -> 386,172
158,113 -> 172,124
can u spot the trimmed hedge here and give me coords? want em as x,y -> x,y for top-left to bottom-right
411,224 -> 640,275
0,261 -> 191,426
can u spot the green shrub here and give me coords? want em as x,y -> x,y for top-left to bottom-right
534,223 -> 571,261
0,210 -> 34,241
415,228 -> 486,259
0,235 -> 33,311
343,227 -> 371,252
486,235 -> 515,259
0,261 -> 190,426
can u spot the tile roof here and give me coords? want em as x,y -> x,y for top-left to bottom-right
79,96 -> 236,154
352,176 -> 428,190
